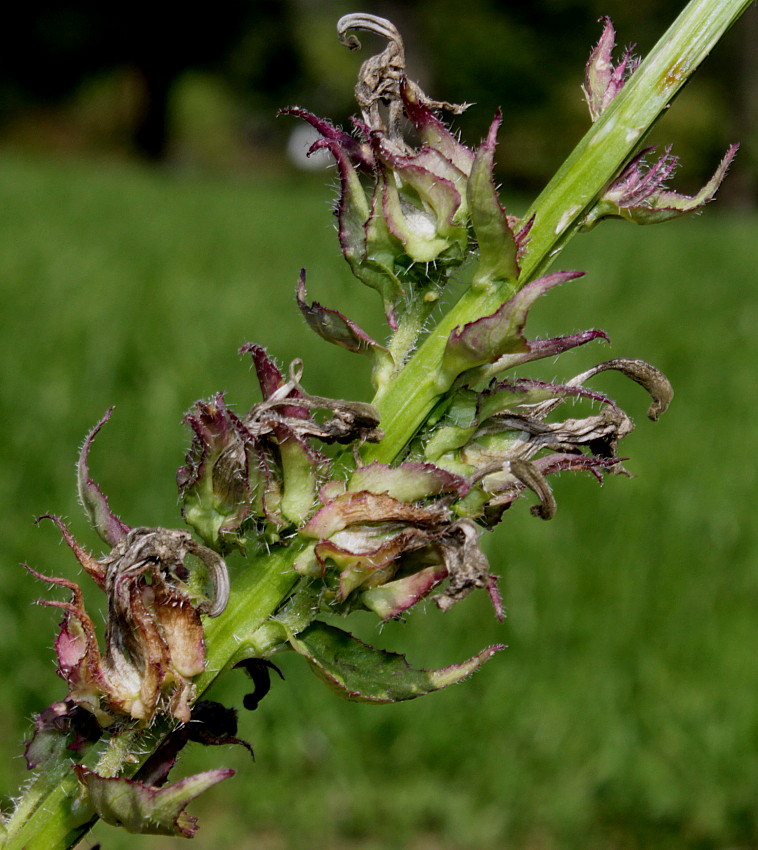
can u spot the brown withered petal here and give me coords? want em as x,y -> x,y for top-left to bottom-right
434,519 -> 502,617
461,407 -> 633,468
301,490 -> 450,540
566,358 -> 673,421
337,14 -> 468,143
100,528 -> 229,722
32,524 -> 229,727
242,356 -> 382,446
509,459 -> 557,520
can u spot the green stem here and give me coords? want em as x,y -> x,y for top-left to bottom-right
363,0 -> 751,464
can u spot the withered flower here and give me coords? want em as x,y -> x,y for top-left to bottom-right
179,345 -> 381,549
29,409 -> 229,735
295,461 -> 502,619
424,359 -> 672,526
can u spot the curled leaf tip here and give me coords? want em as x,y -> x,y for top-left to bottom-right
77,408 -> 130,547
570,358 -> 673,421
510,460 -> 557,520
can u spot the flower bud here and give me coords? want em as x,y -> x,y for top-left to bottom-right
283,13 -> 526,331
178,393 -> 255,552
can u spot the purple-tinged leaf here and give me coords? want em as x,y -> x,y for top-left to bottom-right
301,491 -> 449,540
74,765 -> 234,838
476,377 -> 617,424
644,143 -> 739,219
279,107 -> 374,169
401,81 -> 475,176
240,343 -> 288,401
583,17 -> 639,121
361,564 -> 448,619
482,454 -> 623,526
348,461 -> 468,502
533,452 -> 623,483
468,328 -> 610,387
467,112 -> 519,288
26,566 -> 111,724
514,214 -> 535,263
606,146 -> 679,207
585,144 -> 739,228
289,620 -> 504,703
240,343 -> 309,420
77,408 -> 130,547
295,271 -> 394,382
308,137 -> 403,318
486,574 -> 505,622
518,329 -> 610,363
441,271 -> 584,380
36,514 -> 105,589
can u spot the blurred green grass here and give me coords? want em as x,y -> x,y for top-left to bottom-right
0,152 -> 756,850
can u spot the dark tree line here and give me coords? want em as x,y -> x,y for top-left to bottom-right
1,0 -> 754,200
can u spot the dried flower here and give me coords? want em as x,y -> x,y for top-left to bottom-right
179,346 -> 381,549
29,410 -> 229,734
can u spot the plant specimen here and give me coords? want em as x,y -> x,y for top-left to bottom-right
1,4 -> 750,847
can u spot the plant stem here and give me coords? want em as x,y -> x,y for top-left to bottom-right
363,0 -> 752,464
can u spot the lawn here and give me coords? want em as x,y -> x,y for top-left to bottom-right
0,152 -> 756,849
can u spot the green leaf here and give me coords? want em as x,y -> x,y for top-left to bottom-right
73,766 -> 234,838
289,621 -> 504,703
467,112 -> 518,290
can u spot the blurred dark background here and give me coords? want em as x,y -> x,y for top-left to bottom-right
1,0 -> 755,203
